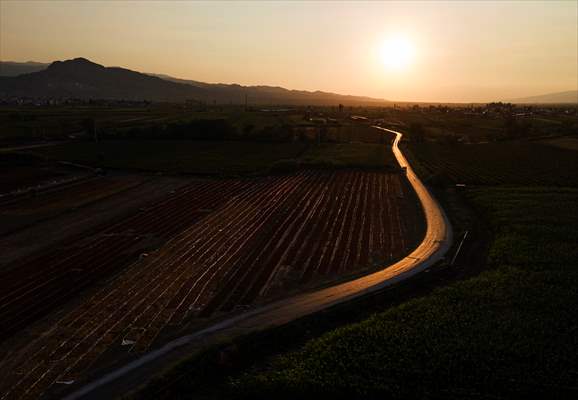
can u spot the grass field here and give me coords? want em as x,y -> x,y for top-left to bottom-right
0,105 -> 336,143
26,137 -> 398,175
0,105 -> 301,141
2,105 -> 575,145
0,152 -> 81,194
0,105 -> 182,139
540,136 -> 578,151
29,140 -> 309,175
404,140 -> 578,186
301,143 -> 397,169
230,186 -> 578,399
385,108 -> 577,142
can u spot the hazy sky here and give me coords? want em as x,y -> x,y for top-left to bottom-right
1,0 -> 576,102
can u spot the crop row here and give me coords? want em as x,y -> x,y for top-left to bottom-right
0,170 -> 422,400
230,186 -> 578,399
0,177 -> 254,342
405,141 -> 578,186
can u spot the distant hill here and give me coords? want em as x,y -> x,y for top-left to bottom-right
0,58 -> 389,105
510,90 -> 578,104
0,58 -> 206,101
148,72 -> 388,106
0,61 -> 49,76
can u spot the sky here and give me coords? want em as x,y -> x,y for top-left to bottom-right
1,0 -> 577,103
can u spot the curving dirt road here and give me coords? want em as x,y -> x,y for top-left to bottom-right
63,127 -> 453,400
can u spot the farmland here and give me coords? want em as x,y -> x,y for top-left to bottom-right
24,136 -> 397,176
374,104 -> 578,143
0,107 -> 423,399
540,135 -> 578,151
0,167 -> 423,399
0,175 -> 188,268
221,138 -> 578,399
5,102 -> 575,400
301,143 -> 397,169
0,104 -> 349,143
403,140 -> 578,186
0,105 -> 186,141
0,177 -> 255,340
0,175 -> 152,236
0,105 -> 254,141
0,152 -> 89,195
225,184 -> 578,399
29,140 -> 310,175
2,2 -> 577,399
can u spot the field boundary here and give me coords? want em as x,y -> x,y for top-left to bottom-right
62,127 -> 453,400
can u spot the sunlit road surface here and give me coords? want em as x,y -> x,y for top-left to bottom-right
64,126 -> 453,400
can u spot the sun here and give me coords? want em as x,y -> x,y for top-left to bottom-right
380,36 -> 414,70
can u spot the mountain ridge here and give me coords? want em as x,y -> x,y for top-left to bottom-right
0,61 -> 49,76
509,90 -> 578,104
3,60 -> 575,104
0,58 -> 389,105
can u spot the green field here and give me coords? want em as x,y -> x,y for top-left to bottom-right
404,140 -> 578,186
2,104 -> 576,145
0,105 -> 186,139
26,139 -> 399,175
541,136 -> 578,151
383,108 -> 577,142
0,152 -> 75,193
0,105 -> 303,141
301,143 -> 397,169
231,186 -> 578,399
0,105 -> 393,150
29,140 -> 309,175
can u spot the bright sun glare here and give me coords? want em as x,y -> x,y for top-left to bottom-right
380,37 -> 414,70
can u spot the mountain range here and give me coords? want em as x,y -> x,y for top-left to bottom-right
0,61 -> 48,76
1,59 -> 576,104
0,58 -> 388,105
508,90 -> 578,104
